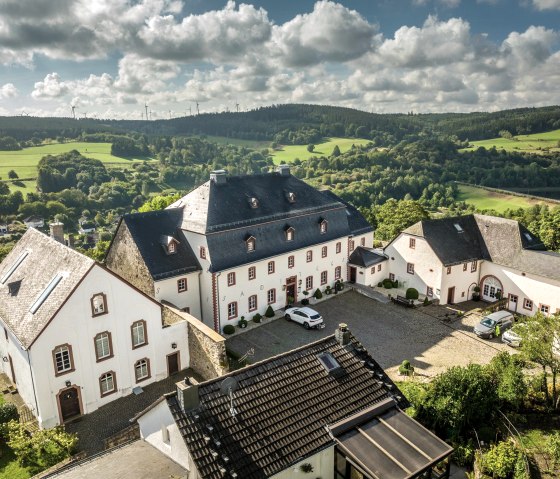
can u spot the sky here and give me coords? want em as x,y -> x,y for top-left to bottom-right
0,0 -> 560,119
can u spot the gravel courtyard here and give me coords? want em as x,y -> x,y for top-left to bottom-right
227,290 -> 511,380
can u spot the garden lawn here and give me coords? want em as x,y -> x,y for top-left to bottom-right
269,137 -> 372,164
0,142 -> 153,193
457,184 -> 556,212
463,129 -> 560,154
0,444 -> 31,479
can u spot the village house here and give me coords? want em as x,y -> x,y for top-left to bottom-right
134,324 -> 453,479
0,226 -> 226,429
379,214 -> 560,313
106,166 -> 373,333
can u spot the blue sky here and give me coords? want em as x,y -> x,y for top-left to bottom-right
0,0 -> 559,118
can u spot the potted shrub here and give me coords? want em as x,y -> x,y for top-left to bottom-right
253,313 -> 262,323
398,360 -> 415,376
301,297 -> 310,305
382,278 -> 393,289
238,317 -> 248,329
286,296 -> 295,309
223,324 -> 235,335
423,296 -> 430,306
265,305 -> 275,318
335,280 -> 344,292
313,288 -> 323,300
472,286 -> 481,301
405,288 -> 419,301
325,285 -> 332,295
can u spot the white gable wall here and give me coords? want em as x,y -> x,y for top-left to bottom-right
439,262 -> 480,305
154,272 -> 201,319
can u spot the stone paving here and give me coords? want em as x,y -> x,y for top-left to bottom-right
64,369 -> 195,456
227,290 -> 510,381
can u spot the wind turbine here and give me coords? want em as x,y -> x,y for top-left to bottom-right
196,101 -> 200,115
71,105 -> 76,119
82,112 -> 88,119
144,103 -> 149,121
236,102 -> 239,113
169,109 -> 172,120
188,106 -> 192,116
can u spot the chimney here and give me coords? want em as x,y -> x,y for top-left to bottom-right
176,377 -> 199,413
277,164 -> 290,177
49,222 -> 65,244
210,170 -> 227,185
335,323 -> 351,346
66,234 -> 75,249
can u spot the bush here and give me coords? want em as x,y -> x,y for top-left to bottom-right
377,282 -> 383,287
335,280 -> 344,291
0,403 -> 19,438
313,288 -> 323,300
325,285 -> 332,295
382,279 -> 393,289
399,360 -> 414,376
238,319 -> 248,329
405,288 -> 419,300
253,313 -> 262,323
547,432 -> 560,470
392,280 -> 399,288
478,440 -> 521,479
301,298 -> 309,306
265,305 -> 275,318
423,296 -> 430,306
452,440 -> 475,468
223,325 -> 235,335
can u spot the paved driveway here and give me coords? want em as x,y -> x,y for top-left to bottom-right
227,291 -> 510,380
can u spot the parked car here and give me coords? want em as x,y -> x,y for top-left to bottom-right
502,329 -> 522,347
474,310 -> 514,339
284,306 -> 325,329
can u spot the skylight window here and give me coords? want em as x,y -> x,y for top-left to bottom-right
453,223 -> 464,233
29,273 -> 64,314
524,232 -> 532,241
1,251 -> 29,284
317,352 -> 344,377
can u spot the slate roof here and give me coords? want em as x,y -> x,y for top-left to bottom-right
167,333 -> 409,479
348,247 -> 388,268
320,190 -> 373,236
402,214 -> 560,281
121,208 -> 201,280
0,228 -> 94,348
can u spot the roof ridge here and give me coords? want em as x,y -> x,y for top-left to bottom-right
123,207 -> 183,220
25,228 -> 94,265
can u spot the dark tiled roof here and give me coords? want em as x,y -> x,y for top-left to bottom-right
348,247 -> 387,267
122,208 -> 201,280
168,334 -> 408,479
320,190 -> 373,235
0,228 -> 94,347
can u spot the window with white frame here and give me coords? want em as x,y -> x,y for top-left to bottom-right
131,320 -> 147,348
336,242 -> 341,254
227,302 -> 237,319
135,359 -> 150,382
53,344 -> 73,375
407,263 -> 415,275
321,271 -> 327,285
335,266 -> 341,280
248,266 -> 256,280
523,298 -> 533,310
320,220 -> 328,234
377,264 -> 382,272
94,332 -> 112,361
227,272 -> 236,286
286,227 -> 294,241
509,294 -> 518,304
321,246 -> 327,258
349,240 -> 355,251
246,237 -> 255,252
288,255 -> 295,268
267,289 -> 276,304
91,293 -> 107,316
306,250 -> 313,262
99,372 -> 116,396
471,261 -> 477,272
306,276 -> 313,290
168,242 -> 176,254
540,304 -> 550,314
248,295 -> 257,312
177,278 -> 187,293
268,261 -> 275,274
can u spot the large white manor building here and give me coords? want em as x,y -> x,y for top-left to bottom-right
106,166 -> 373,332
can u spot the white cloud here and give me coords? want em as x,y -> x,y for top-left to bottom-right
532,0 -> 560,10
31,73 -> 69,99
114,54 -> 180,93
0,83 -> 18,99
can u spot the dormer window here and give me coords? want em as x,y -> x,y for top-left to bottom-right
161,235 -> 179,255
319,219 -> 328,234
246,235 -> 256,252
249,197 -> 259,208
285,226 -> 295,241
287,192 -> 296,203
168,242 -> 176,254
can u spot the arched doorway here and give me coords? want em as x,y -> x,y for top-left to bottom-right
481,276 -> 503,302
57,386 -> 82,423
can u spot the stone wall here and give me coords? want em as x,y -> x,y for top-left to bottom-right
105,222 -> 155,297
103,424 -> 140,449
162,305 -> 228,380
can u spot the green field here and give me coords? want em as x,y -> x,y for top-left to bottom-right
0,142 -> 152,193
464,129 -> 560,153
457,184 -> 557,212
269,137 -> 372,164
206,136 -> 269,149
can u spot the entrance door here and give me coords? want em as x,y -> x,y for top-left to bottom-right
482,276 -> 502,302
447,287 -> 455,304
349,267 -> 357,283
58,387 -> 81,422
508,294 -> 518,312
8,354 -> 16,385
286,276 -> 297,305
167,352 -> 180,376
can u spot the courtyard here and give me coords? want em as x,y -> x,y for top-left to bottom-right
226,290 -> 512,380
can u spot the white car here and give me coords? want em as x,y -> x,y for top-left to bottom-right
502,329 -> 522,347
284,306 -> 325,330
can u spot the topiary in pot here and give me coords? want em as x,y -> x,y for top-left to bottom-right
238,318 -> 248,329
223,324 -> 235,335
301,298 -> 309,305
472,285 -> 481,301
325,285 -> 332,295
405,288 -> 419,300
392,280 -> 399,288
265,305 -> 275,318
398,360 -> 414,376
253,313 -> 262,323
313,288 -> 323,300
423,296 -> 430,306
382,279 -> 393,289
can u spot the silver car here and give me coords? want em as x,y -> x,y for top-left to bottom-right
474,310 -> 514,339
284,306 -> 325,329
502,329 -> 522,347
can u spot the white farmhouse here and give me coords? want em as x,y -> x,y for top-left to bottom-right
106,166 -> 373,333
384,214 -> 560,313
0,228 -> 190,429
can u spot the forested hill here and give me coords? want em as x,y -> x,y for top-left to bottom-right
1,104 -> 560,143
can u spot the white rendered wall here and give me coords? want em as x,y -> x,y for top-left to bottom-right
137,400 -> 192,471
155,271 -> 201,319
30,265 -> 188,428
439,262 -> 480,305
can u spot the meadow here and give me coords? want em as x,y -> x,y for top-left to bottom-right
0,142 -> 152,193
457,184 -> 557,212
269,137 -> 372,164
464,129 -> 560,153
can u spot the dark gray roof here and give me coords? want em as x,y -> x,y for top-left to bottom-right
320,190 -> 373,236
121,208 -> 201,280
348,247 -> 387,268
168,334 -> 410,479
402,214 -> 560,281
0,228 -> 94,347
